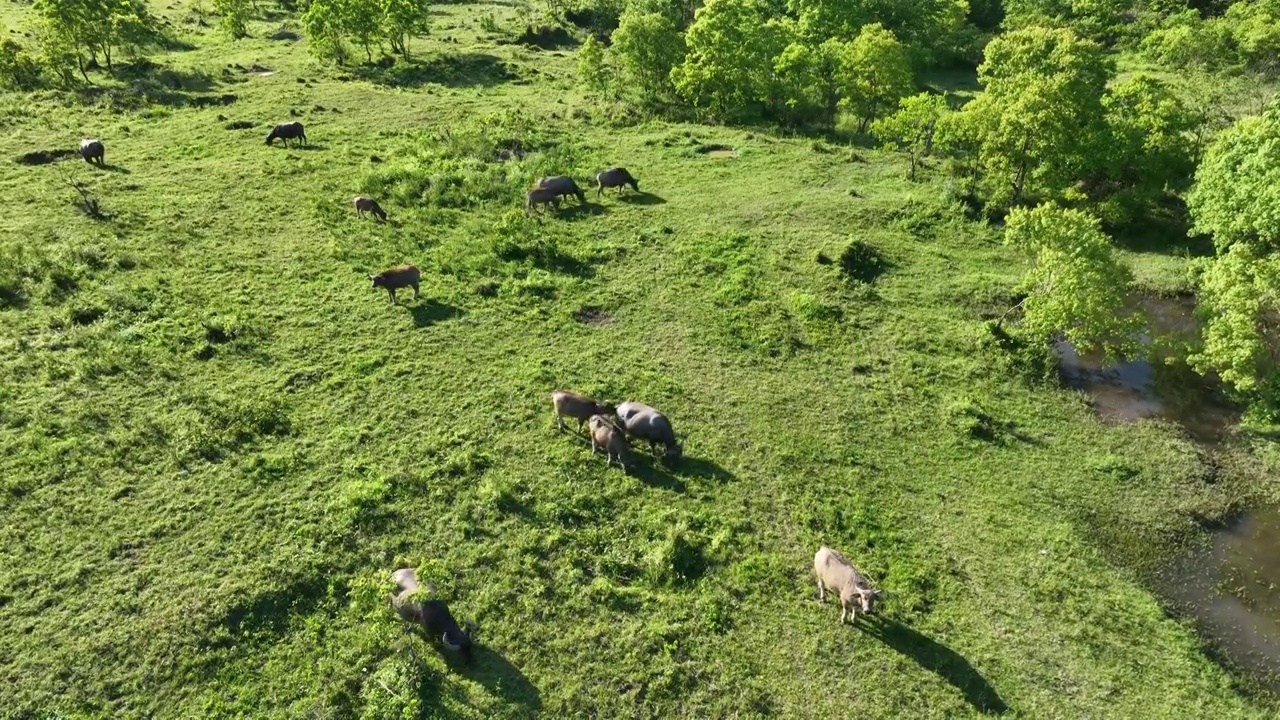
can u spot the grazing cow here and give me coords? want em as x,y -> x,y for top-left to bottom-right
615,401 -> 682,460
79,139 -> 105,166
354,196 -> 387,222
589,414 -> 632,470
534,176 -> 586,204
813,546 -> 884,625
551,391 -> 615,433
525,186 -> 563,215
370,265 -> 421,304
594,167 -> 639,197
389,568 -> 475,656
265,121 -> 307,147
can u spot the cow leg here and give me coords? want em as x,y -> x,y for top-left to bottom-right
388,288 -> 397,304
411,282 -> 420,300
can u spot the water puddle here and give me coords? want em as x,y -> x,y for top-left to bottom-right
1055,295 -> 1238,442
1165,507 -> 1280,688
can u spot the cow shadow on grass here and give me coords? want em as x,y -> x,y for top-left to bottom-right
555,202 -> 605,221
408,300 -> 466,328
434,646 -> 541,715
612,192 -> 666,206
863,618 -> 1008,715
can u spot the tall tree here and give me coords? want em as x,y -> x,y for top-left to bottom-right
947,26 -> 1111,206
1185,100 -> 1280,416
381,0 -> 430,61
871,92 -> 950,179
610,5 -> 686,104
836,23 -> 914,132
1004,203 -> 1141,362
672,0 -> 792,118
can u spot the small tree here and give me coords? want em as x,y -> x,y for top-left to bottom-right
0,38 -> 42,91
610,6 -> 686,104
835,23 -> 913,132
1003,202 -> 1141,362
381,0 -> 430,61
577,35 -> 611,92
871,92 -> 949,180
32,0 -> 157,75
302,0 -> 347,63
213,0 -> 252,38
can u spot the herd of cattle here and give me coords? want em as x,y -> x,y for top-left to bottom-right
69,122 -> 886,660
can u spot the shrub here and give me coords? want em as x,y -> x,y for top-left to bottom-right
838,239 -> 889,284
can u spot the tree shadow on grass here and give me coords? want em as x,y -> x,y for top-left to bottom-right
863,617 -> 1009,715
76,65 -> 221,111
408,300 -> 465,328
1106,197 -> 1214,258
354,53 -> 519,89
94,163 -> 131,175
613,192 -> 667,206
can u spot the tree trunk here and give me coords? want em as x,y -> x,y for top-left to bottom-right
77,54 -> 90,83
909,153 -> 917,181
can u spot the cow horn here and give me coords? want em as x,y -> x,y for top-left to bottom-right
441,633 -> 462,651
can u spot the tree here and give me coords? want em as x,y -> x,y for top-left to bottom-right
1184,100 -> 1280,416
1093,73 -> 1196,217
1003,0 -> 1129,44
774,38 -> 844,125
836,23 -> 913,132
1003,203 -> 1141,362
948,26 -> 1111,206
1187,103 -> 1280,254
302,0 -> 348,63
381,0 -> 430,61
343,0 -> 383,63
672,0 -> 793,119
871,92 -> 950,179
610,6 -> 686,104
577,34 -> 611,92
0,37 -> 42,91
32,0 -> 157,76
213,0 -> 252,38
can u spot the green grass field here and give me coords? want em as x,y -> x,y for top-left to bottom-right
2,3 -> 1279,717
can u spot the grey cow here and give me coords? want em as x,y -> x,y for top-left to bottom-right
813,546 -> 884,625
265,121 -> 307,147
354,195 -> 387,222
594,167 -> 638,197
389,568 -> 475,656
534,176 -> 587,204
525,186 -> 563,215
615,401 -> 682,460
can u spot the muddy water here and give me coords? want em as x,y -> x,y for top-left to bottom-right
1056,296 -> 1280,685
1166,507 -> 1280,686
1055,295 -> 1238,441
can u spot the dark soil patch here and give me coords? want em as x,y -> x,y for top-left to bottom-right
574,307 -> 613,326
695,143 -> 736,157
16,148 -> 77,165
225,120 -> 256,130
267,28 -> 300,41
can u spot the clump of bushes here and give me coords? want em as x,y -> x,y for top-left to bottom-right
838,239 -> 890,284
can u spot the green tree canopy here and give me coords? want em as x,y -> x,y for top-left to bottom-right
945,26 -> 1111,206
837,23 -> 914,132
672,0 -> 792,118
382,0 -> 431,60
1187,102 -> 1280,253
1004,202 -> 1141,361
871,92 -> 950,179
610,5 -> 686,103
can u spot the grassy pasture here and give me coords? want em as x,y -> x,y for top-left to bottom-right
1,2 -> 1278,718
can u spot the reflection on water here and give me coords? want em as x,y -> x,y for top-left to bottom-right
1055,295 -> 1238,441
